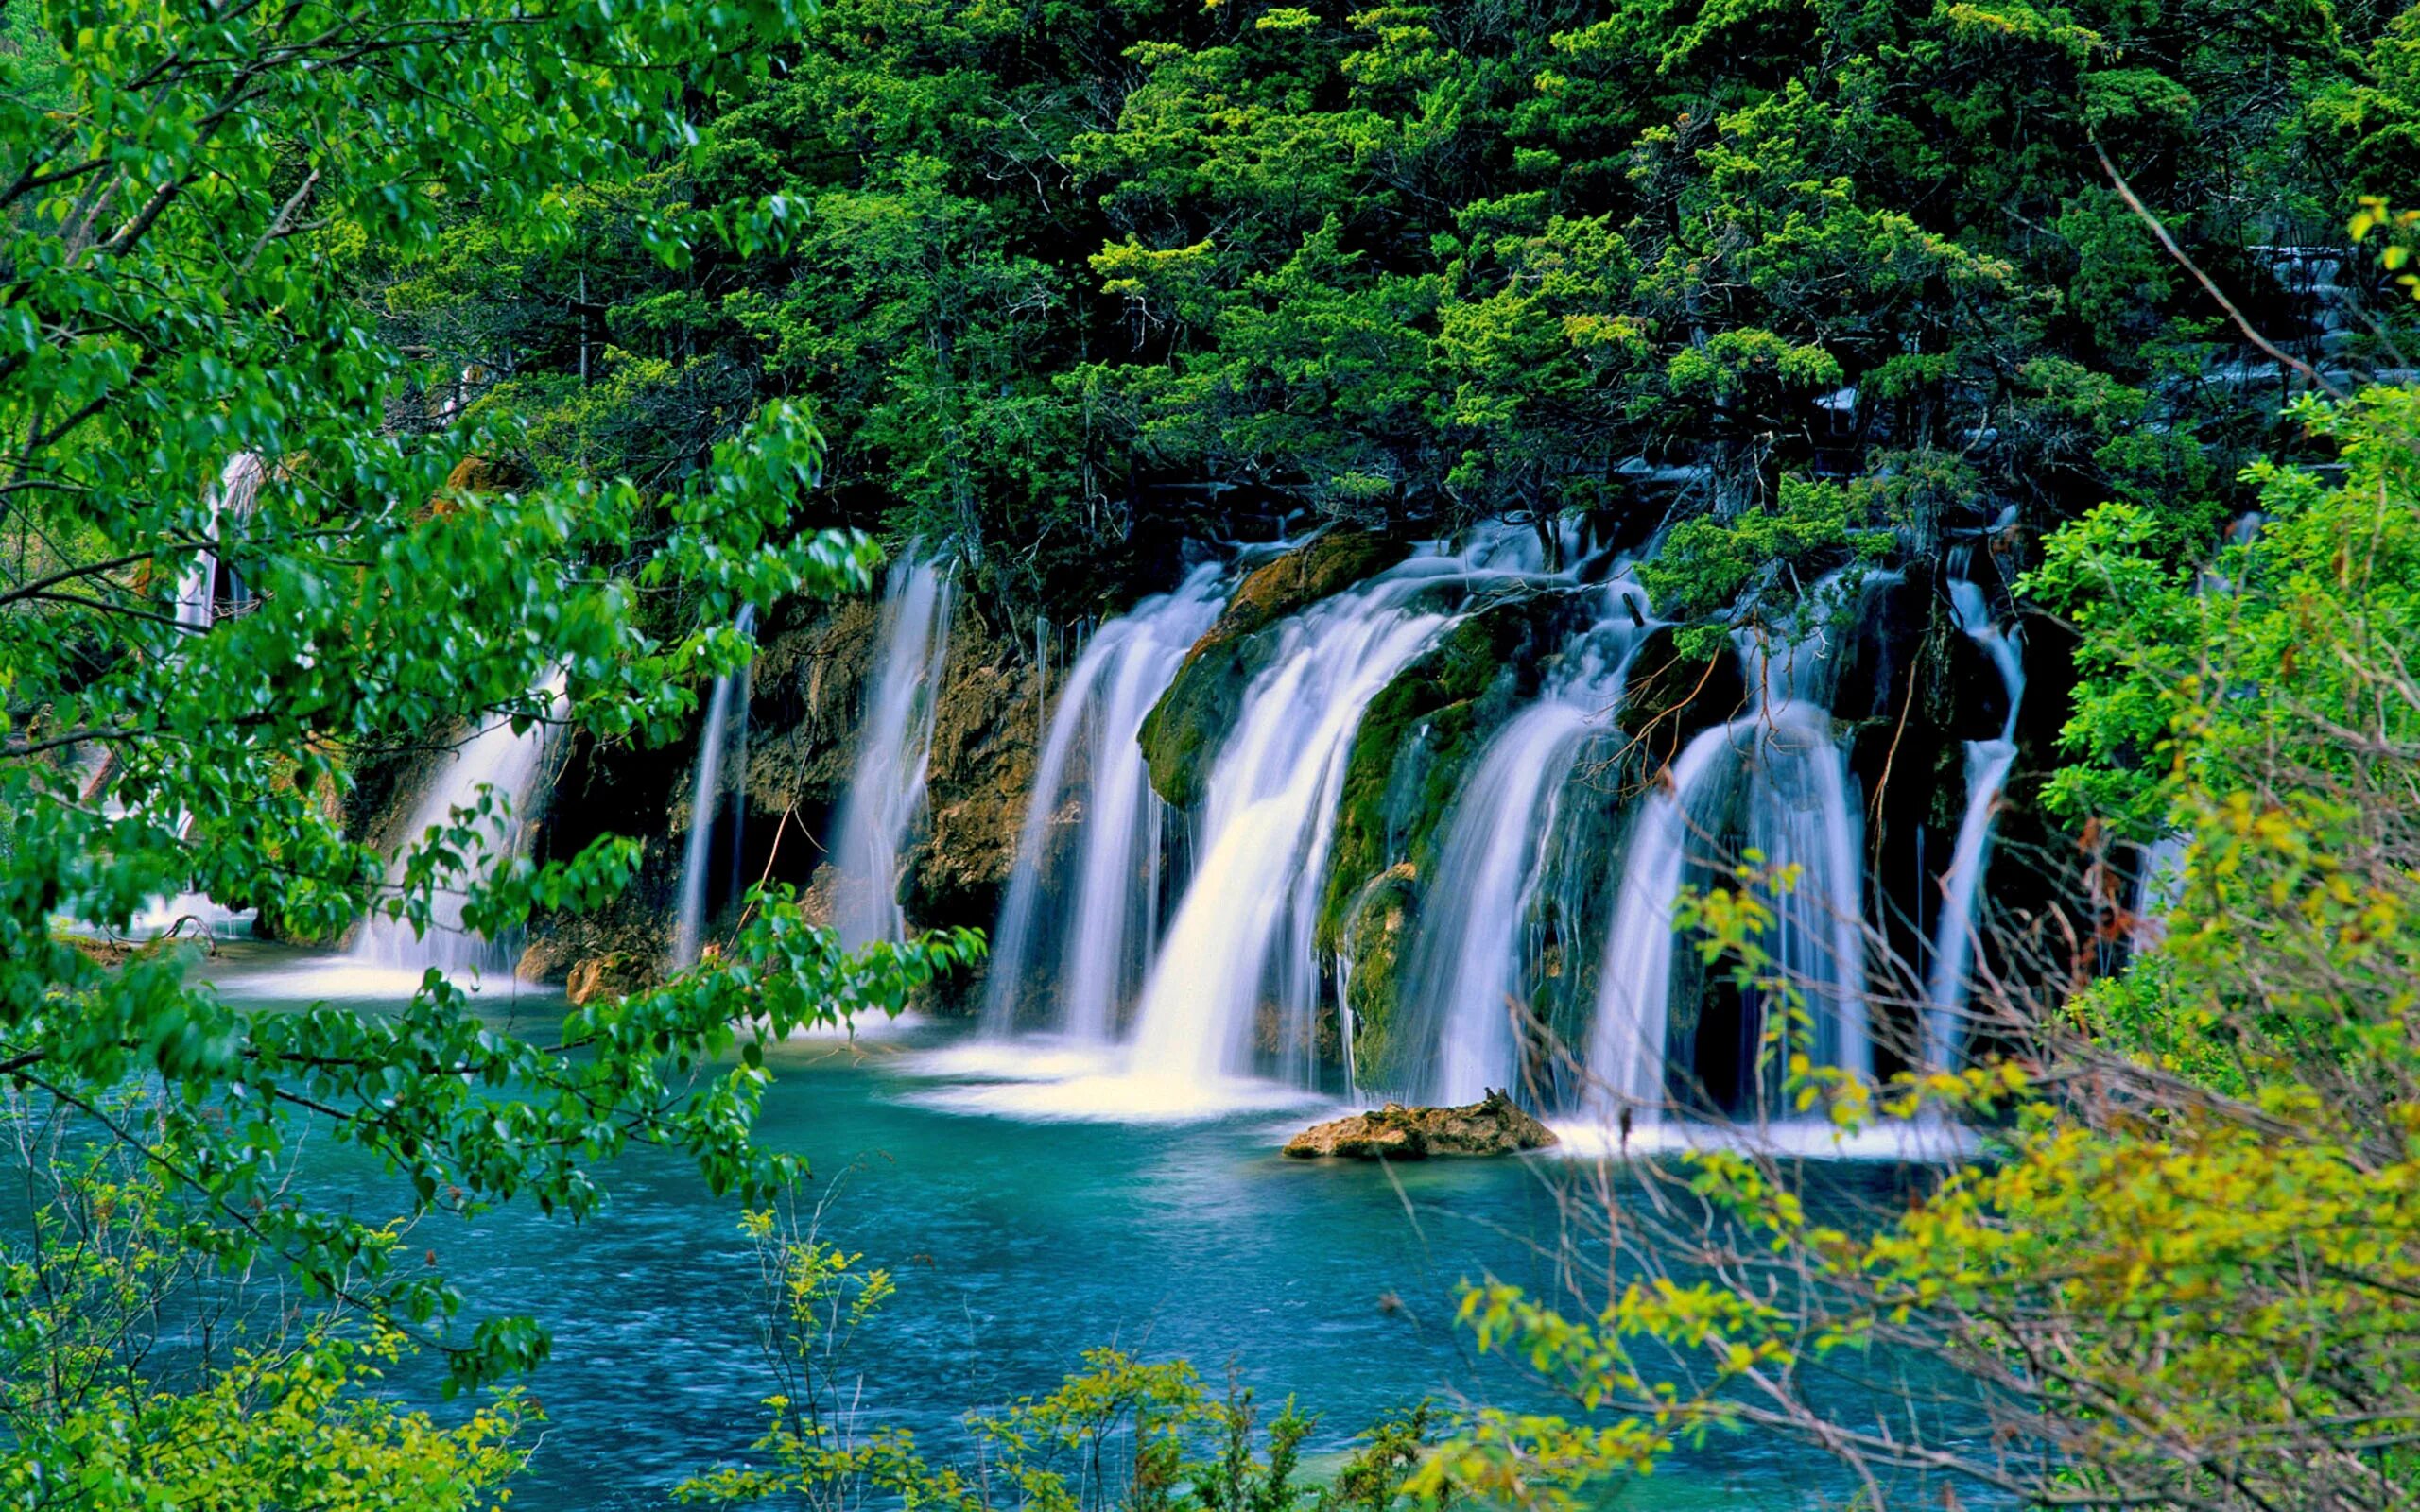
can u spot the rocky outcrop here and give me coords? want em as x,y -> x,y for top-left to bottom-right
1283,1091 -> 1558,1160
1316,590 -> 1596,958
503,574 -> 1043,1005
564,950 -> 658,1005
1138,531 -> 1408,808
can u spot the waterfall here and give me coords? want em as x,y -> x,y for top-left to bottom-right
1400,581 -> 1654,1105
827,555 -> 955,950
670,604 -> 758,970
1123,538 -> 1556,1093
174,454 -> 265,633
981,564 -> 1226,1040
1922,578 -> 2027,1068
1585,578 -> 1878,1126
354,667 -> 570,976
1587,724 -> 1735,1123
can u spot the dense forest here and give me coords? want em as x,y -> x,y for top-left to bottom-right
4,0 -> 2420,1509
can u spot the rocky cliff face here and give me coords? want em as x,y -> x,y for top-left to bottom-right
514,585 -> 1043,1005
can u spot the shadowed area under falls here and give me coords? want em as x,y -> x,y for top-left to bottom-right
202,946 -> 2001,1512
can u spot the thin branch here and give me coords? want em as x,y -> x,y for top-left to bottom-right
2092,140 -> 2347,403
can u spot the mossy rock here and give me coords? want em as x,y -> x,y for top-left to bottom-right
1283,1091 -> 1558,1160
1138,530 -> 1409,807
1315,592 -> 1587,957
1339,863 -> 1419,1089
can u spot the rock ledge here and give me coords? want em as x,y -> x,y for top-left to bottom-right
1283,1091 -> 1557,1160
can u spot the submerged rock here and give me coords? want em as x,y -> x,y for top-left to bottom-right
1282,1091 -> 1558,1160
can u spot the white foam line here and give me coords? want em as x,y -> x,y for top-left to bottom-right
901,1070 -> 1330,1125
1544,1114 -> 1982,1164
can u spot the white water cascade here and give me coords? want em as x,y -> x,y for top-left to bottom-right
981,564 -> 1227,1041
670,604 -> 758,970
1586,583 -> 1877,1128
1122,536 -> 1560,1097
354,667 -> 570,977
1921,578 -> 2027,1068
1400,580 -> 1655,1105
173,454 -> 266,634
827,555 -> 956,949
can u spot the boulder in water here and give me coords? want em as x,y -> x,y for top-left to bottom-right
566,951 -> 656,1005
1282,1091 -> 1557,1160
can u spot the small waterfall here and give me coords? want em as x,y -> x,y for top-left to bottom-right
827,555 -> 956,950
1588,724 -> 1736,1122
982,564 -> 1226,1040
1586,578 -> 1878,1126
1124,539 -> 1552,1092
671,604 -> 758,970
1402,582 -> 1654,1105
174,454 -> 265,633
1922,578 -> 2027,1068
354,668 -> 570,976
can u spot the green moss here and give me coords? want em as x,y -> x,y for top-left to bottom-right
1340,864 -> 1418,1088
1139,529 -> 1409,807
1316,592 -> 1587,957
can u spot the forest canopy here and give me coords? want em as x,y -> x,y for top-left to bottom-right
391,0 -> 2416,620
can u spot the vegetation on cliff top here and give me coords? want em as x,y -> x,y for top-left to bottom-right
384,0 -> 2413,629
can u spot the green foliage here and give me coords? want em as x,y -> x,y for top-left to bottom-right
2023,385 -> 2420,837
680,1206 -> 1412,1512
1634,475 -> 1893,626
417,0 -> 2395,626
0,0 -> 985,1492
2,1154 -> 528,1511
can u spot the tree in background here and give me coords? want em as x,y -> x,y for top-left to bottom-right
398,0 -> 2411,625
0,0 -> 974,1502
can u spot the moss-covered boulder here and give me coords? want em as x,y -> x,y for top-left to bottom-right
1316,592 -> 1590,957
1138,530 -> 1409,807
1337,862 -> 1418,1085
1282,1091 -> 1558,1160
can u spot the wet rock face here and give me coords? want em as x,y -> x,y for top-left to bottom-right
1338,862 -> 1418,1083
1138,530 -> 1409,808
1615,626 -> 1751,765
1282,1091 -> 1559,1160
513,584 -> 1041,1000
563,951 -> 658,1005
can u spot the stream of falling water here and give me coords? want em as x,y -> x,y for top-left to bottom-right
827,555 -> 955,950
671,604 -> 758,970
353,667 -> 570,977
1922,576 -> 2026,1068
1396,577 -> 1654,1106
979,563 -> 1226,1043
1582,576 -> 1881,1131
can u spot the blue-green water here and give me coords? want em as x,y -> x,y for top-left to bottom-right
200,948 -> 1960,1511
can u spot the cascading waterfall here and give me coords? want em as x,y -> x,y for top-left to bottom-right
1585,578 -> 1878,1127
174,453 -> 265,634
1400,579 -> 1655,1105
827,555 -> 956,950
354,668 -> 570,976
981,564 -> 1226,1041
1124,537 -> 1557,1095
670,604 -> 758,970
1921,577 -> 2027,1067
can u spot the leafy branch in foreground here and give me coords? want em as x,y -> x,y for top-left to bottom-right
0,0 -> 988,1497
1426,382 -> 2420,1511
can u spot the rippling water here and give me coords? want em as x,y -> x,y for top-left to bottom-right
193,947 -> 1973,1510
